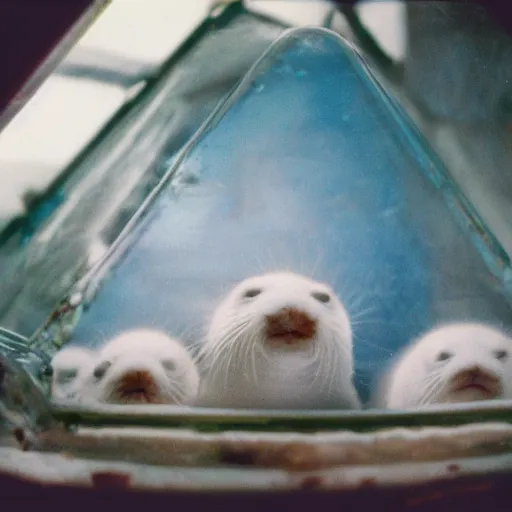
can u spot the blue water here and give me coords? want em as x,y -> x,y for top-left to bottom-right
69,31 -> 511,402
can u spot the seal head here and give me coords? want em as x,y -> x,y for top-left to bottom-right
83,329 -> 199,405
197,271 -> 360,409
51,346 -> 95,402
381,322 -> 512,409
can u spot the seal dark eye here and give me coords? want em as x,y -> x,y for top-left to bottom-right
162,359 -> 176,372
436,351 -> 452,362
312,291 -> 331,304
93,360 -> 111,380
243,288 -> 262,299
495,350 -> 508,361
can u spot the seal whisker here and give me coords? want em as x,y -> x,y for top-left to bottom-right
303,340 -> 323,392
164,381 -> 187,405
210,322 -> 248,391
349,305 -> 381,321
351,318 -> 392,327
311,343 -> 327,391
218,328 -> 249,394
408,372 -> 442,406
245,328 -> 260,383
203,338 -> 238,393
201,331 -> 239,368
200,318 -> 251,367
249,332 -> 261,388
322,341 -> 335,396
308,249 -> 326,281
196,271 -> 359,409
239,329 -> 254,384
417,375 -> 443,406
327,336 -> 342,397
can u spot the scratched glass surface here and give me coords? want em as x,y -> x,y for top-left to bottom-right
0,3 -> 284,340
58,28 -> 512,404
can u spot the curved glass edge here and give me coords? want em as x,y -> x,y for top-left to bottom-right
362,68 -> 512,286
32,26 -> 512,427
73,25 -> 512,310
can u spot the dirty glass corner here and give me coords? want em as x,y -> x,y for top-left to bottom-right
0,0 -> 287,351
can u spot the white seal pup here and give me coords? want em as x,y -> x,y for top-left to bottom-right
196,271 -> 360,409
50,346 -> 96,403
82,329 -> 200,405
377,322 -> 512,409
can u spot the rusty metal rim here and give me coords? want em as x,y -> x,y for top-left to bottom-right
51,398 -> 512,432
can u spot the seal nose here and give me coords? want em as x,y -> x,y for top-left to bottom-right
463,366 -> 498,383
265,307 -> 317,344
116,370 -> 158,402
450,365 -> 502,396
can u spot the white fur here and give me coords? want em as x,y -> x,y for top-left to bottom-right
81,329 -> 199,405
51,346 -> 95,402
196,271 -> 360,409
377,322 -> 512,409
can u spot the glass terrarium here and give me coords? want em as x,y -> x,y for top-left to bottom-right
2,0 -> 512,497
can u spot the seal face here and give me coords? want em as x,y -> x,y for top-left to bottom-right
82,329 -> 199,405
197,271 -> 360,409
50,347 -> 95,402
380,322 -> 512,409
